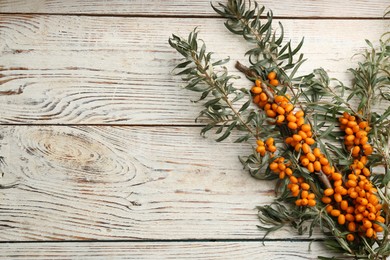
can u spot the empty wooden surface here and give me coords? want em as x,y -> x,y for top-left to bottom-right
0,0 -> 389,259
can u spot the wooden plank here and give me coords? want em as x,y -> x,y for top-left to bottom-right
0,125 -> 319,241
0,0 -> 388,18
0,16 -> 388,124
0,241 -> 341,259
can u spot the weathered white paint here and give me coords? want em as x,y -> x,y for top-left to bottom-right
0,16 -> 388,124
0,241 -> 341,259
0,0 -> 389,259
0,0 -> 388,18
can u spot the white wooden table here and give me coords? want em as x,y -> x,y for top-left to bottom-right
0,1 -> 389,259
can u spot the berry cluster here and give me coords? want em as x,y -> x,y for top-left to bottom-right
251,72 -> 384,241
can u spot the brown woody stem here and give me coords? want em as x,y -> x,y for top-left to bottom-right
315,171 -> 332,189
235,61 -> 274,102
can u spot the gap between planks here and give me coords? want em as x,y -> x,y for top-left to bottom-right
1,13 -> 388,20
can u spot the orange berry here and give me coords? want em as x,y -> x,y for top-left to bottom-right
348,222 -> 356,232
267,71 -> 276,80
301,190 -> 309,199
301,124 -> 311,132
286,114 -> 297,122
345,127 -> 353,135
338,214 -> 346,225
295,143 -> 302,152
363,219 -> 372,229
346,233 -> 355,241
301,183 -> 310,190
301,158 -> 310,166
298,130 -> 307,140
376,216 -> 385,223
346,206 -> 355,214
290,184 -> 299,193
253,95 -> 261,104
313,148 -> 321,158
352,146 -> 361,155
339,118 -> 348,125
360,136 -> 368,145
355,213 -> 364,222
307,162 -> 314,173
324,188 -> 334,196
308,199 -> 316,207
265,137 -> 274,146
270,162 -> 279,171
313,161 -> 322,172
307,153 -> 316,162
290,176 -> 298,184
296,117 -> 305,127
301,143 -> 310,154
352,125 -> 360,133
356,130 -> 367,138
293,134 -> 302,142
360,198 -> 368,206
326,205 -> 333,213
364,146 -> 373,155
340,200 -> 348,211
331,209 -> 341,217
362,168 -> 370,177
295,199 -> 302,206
333,180 -> 343,187
368,195 -> 378,205
270,79 -> 279,86
366,228 -> 374,238
308,193 -> 315,200
285,168 -> 293,176
276,106 -> 285,115
347,121 -> 357,128
274,95 -> 284,103
285,104 -> 294,113
345,213 -> 354,222
256,145 -> 266,154
278,163 -> 286,171
374,224 -> 383,232
321,196 -> 332,204
266,109 -> 277,118
343,112 -> 350,119
301,198 -> 308,206
334,193 -> 342,203
258,101 -> 268,108
260,92 -> 268,102
255,79 -> 261,88
346,180 -> 357,188
251,86 -> 262,94
256,139 -> 265,146
305,138 -> 315,145
288,122 -> 298,130
368,213 -> 376,221
268,145 -> 277,153
359,121 -> 368,129
346,135 -> 355,142
350,191 -> 358,199
295,110 -> 304,118
331,172 -> 342,181
292,190 -> 299,197
285,137 -> 293,144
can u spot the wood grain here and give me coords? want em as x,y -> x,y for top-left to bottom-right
0,16 -> 388,124
0,125 -> 316,241
0,0 -> 388,18
0,241 -> 341,259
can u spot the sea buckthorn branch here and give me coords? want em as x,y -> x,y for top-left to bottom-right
214,1 -> 389,258
169,30 -> 272,143
169,0 -> 389,258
